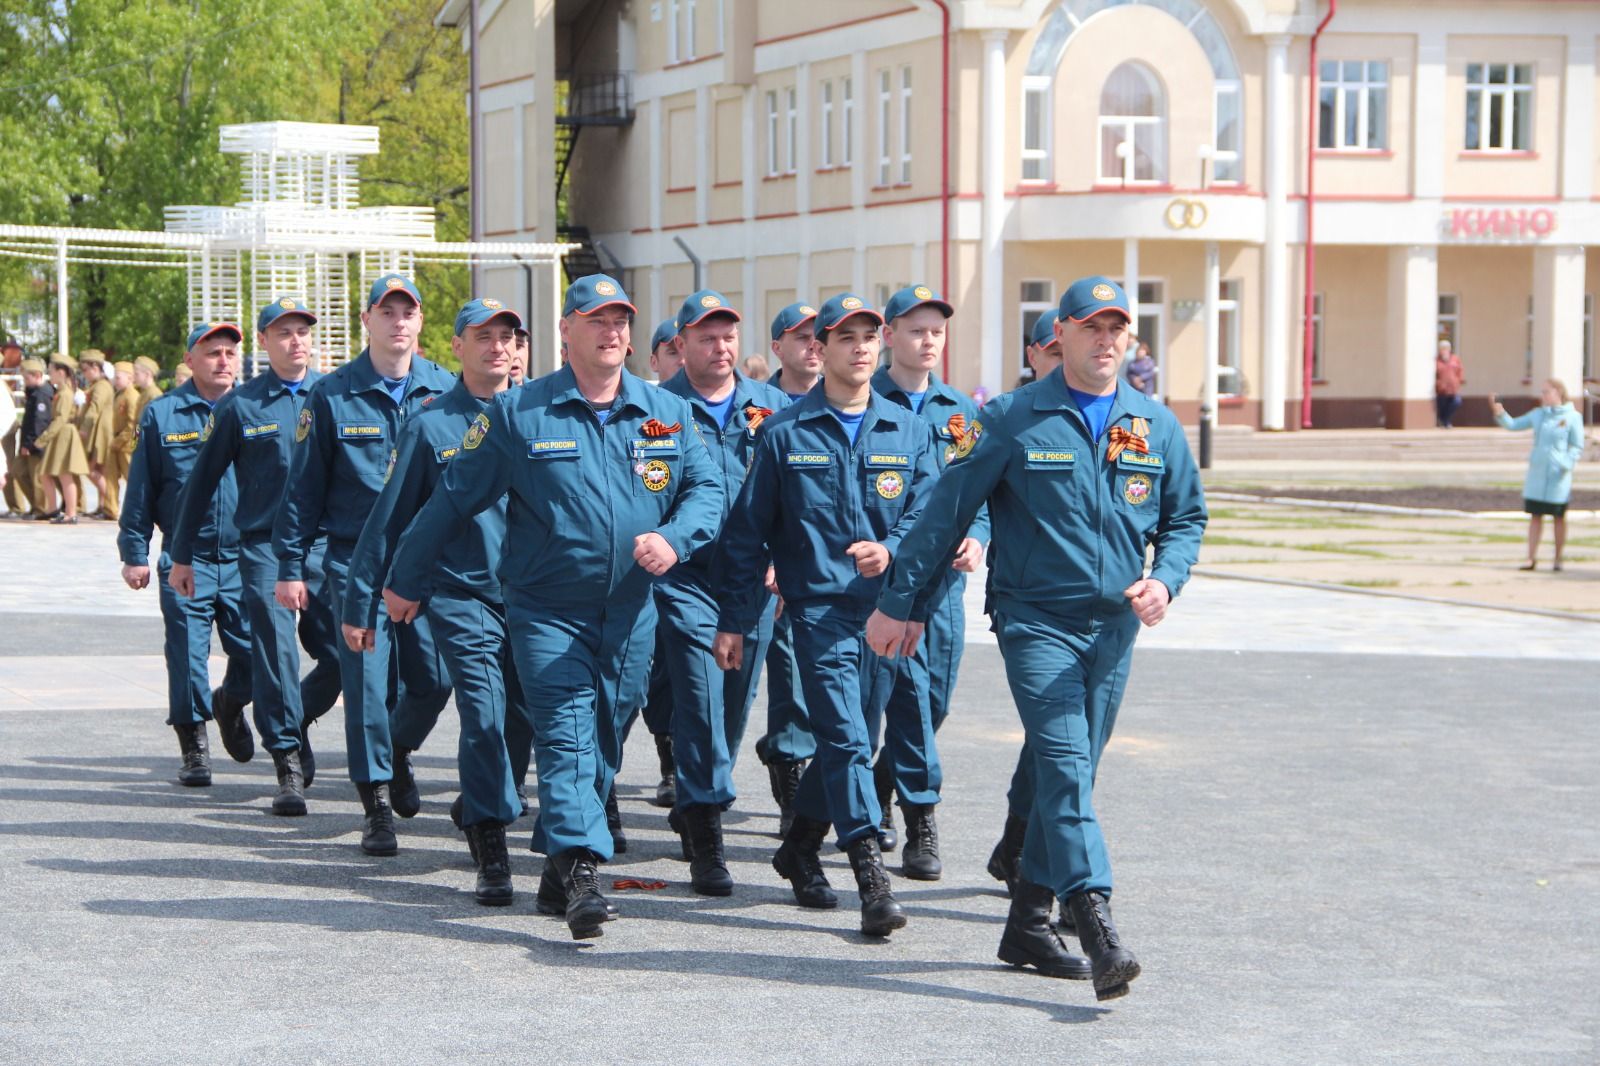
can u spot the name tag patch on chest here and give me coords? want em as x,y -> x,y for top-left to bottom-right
337,422 -> 384,441
631,437 -> 680,456
1116,451 -> 1164,471
529,438 -> 580,458
786,452 -> 833,468
1024,447 -> 1076,467
864,453 -> 910,468
162,430 -> 201,447
242,422 -> 280,440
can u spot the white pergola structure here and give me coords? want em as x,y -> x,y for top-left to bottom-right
0,121 -> 573,373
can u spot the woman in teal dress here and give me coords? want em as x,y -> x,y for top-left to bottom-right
1490,379 -> 1586,571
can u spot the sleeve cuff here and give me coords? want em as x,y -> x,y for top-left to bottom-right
277,558 -> 306,582
875,587 -> 916,622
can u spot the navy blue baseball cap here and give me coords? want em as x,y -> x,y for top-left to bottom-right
1060,276 -> 1130,323
769,302 -> 819,342
186,321 -> 243,351
562,274 -> 637,317
676,289 -> 741,334
882,284 -> 953,325
257,296 -> 318,334
453,297 -> 524,337
1029,308 -> 1061,348
650,318 -> 680,353
368,273 -> 422,310
814,293 -> 884,340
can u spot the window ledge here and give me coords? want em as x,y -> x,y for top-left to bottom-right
1016,182 -> 1059,194
1459,150 -> 1539,160
711,179 -> 742,189
1090,182 -> 1175,193
762,173 -> 796,183
1311,378 -> 1330,386
665,185 -> 696,194
1219,395 -> 1246,407
1315,148 -> 1394,158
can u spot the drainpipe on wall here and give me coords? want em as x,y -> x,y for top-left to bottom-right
926,1 -> 953,382
673,236 -> 703,292
1301,0 -> 1337,429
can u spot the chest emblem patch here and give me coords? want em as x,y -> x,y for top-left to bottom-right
875,469 -> 905,500
463,412 -> 490,450
295,407 -> 313,443
642,458 -> 672,492
1124,473 -> 1152,506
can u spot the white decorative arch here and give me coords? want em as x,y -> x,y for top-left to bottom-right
1025,0 -> 1241,81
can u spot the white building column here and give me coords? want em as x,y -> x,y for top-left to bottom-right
1531,245 -> 1587,390
1202,241 -> 1220,435
1384,244 -> 1438,429
979,29 -> 1008,395
56,237 -> 69,356
1413,34 -> 1446,201
1123,236 -> 1140,331
694,85 -> 710,226
1561,38 -> 1595,201
1260,33 -> 1291,430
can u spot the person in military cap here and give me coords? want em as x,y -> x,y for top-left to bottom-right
272,273 -> 456,855
77,350 -> 116,517
133,356 -> 164,415
713,292 -> 939,939
37,354 -> 89,523
1024,309 -> 1063,384
863,284 -> 987,878
105,361 -> 140,521
649,289 -> 791,895
345,296 -> 533,906
381,274 -> 724,938
12,357 -> 53,517
2,344 -> 28,516
172,364 -> 193,388
866,276 -> 1207,1001
168,298 -> 341,816
510,327 -> 530,386
118,323 -> 255,787
751,302 -> 823,837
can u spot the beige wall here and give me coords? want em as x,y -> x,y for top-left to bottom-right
1306,246 -> 1395,399
1441,36 -> 1563,199
1438,246 -> 1537,396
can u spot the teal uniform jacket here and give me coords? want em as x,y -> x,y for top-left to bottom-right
870,367 -> 991,546
344,379 -> 506,627
715,388 -> 942,633
1496,401 -> 1585,505
168,368 -> 322,564
386,364 -> 726,607
876,371 -> 1207,622
118,381 -> 239,566
658,367 -> 792,579
272,350 -> 455,580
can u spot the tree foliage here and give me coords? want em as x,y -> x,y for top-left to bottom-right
0,0 -> 468,366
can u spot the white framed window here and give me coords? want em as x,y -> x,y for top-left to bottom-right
1437,293 -> 1460,353
765,90 -> 780,177
820,81 -> 834,168
898,66 -> 913,184
1136,279 -> 1165,398
874,282 -> 893,311
1022,76 -> 1052,183
785,87 -> 798,176
1020,279 -> 1055,363
1306,292 -> 1326,380
877,70 -> 892,186
1217,278 -> 1243,394
667,0 -> 680,64
1465,62 -> 1533,152
683,0 -> 696,61
841,77 -> 854,166
1525,294 -> 1535,379
1318,61 -> 1388,151
1212,81 -> 1242,182
1098,62 -> 1167,185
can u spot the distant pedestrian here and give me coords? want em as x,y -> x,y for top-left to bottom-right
1435,340 -> 1465,428
38,355 -> 89,523
1124,340 -> 1157,397
1490,380 -> 1585,572
740,353 -> 771,381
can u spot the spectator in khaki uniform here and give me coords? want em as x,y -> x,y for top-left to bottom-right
134,356 -> 164,415
107,360 -> 140,519
38,354 -> 89,523
78,350 -> 117,517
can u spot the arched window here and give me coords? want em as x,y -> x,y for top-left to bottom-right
1098,62 -> 1167,184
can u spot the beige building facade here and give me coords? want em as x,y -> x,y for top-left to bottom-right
444,0 -> 1598,428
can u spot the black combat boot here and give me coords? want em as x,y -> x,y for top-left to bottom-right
899,803 -> 942,881
391,748 -> 420,818
468,823 -> 515,907
771,815 -> 838,909
666,805 -> 692,861
986,812 -> 1027,897
845,836 -> 906,937
652,734 -> 677,808
551,848 -> 612,939
998,881 -> 1091,979
298,722 -> 316,788
873,759 -> 897,852
605,783 -> 627,854
683,803 -> 733,896
270,749 -> 307,817
766,758 -> 805,838
174,724 -> 212,787
1066,891 -> 1141,1001
536,858 -> 617,917
211,686 -> 254,764
449,795 -> 479,862
516,781 -> 530,816
355,782 -> 398,856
